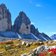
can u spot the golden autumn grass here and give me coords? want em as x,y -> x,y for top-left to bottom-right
0,39 -> 56,56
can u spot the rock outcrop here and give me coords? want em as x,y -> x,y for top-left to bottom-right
30,24 -> 52,41
13,11 -> 31,34
0,4 -> 12,31
30,24 -> 40,36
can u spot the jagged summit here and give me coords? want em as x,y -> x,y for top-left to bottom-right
17,11 -> 31,25
13,11 -> 31,34
0,3 -> 12,31
0,3 -> 7,9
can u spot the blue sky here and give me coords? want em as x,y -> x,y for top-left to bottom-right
0,0 -> 56,36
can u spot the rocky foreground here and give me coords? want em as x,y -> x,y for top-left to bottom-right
0,39 -> 56,56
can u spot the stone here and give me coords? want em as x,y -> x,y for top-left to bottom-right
26,43 -> 30,47
21,41 -> 26,45
21,53 -> 27,56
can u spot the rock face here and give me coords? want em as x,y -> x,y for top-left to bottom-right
0,4 -> 12,31
30,24 -> 52,41
41,33 -> 52,40
13,11 -> 31,34
30,24 -> 39,36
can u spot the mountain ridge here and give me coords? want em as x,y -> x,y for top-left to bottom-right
0,3 -> 52,41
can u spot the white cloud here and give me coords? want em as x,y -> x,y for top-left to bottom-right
36,4 -> 42,7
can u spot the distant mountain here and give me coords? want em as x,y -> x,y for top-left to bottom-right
50,34 -> 56,40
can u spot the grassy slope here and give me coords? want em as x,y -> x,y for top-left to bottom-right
0,40 -> 56,56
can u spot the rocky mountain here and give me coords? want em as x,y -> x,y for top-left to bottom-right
50,34 -> 56,40
12,11 -> 52,41
0,3 -> 52,41
0,4 -> 12,31
13,11 -> 31,34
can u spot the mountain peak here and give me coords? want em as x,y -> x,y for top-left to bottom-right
0,3 -> 7,9
19,11 -> 26,16
19,11 -> 31,25
13,11 -> 31,34
0,3 -> 12,31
